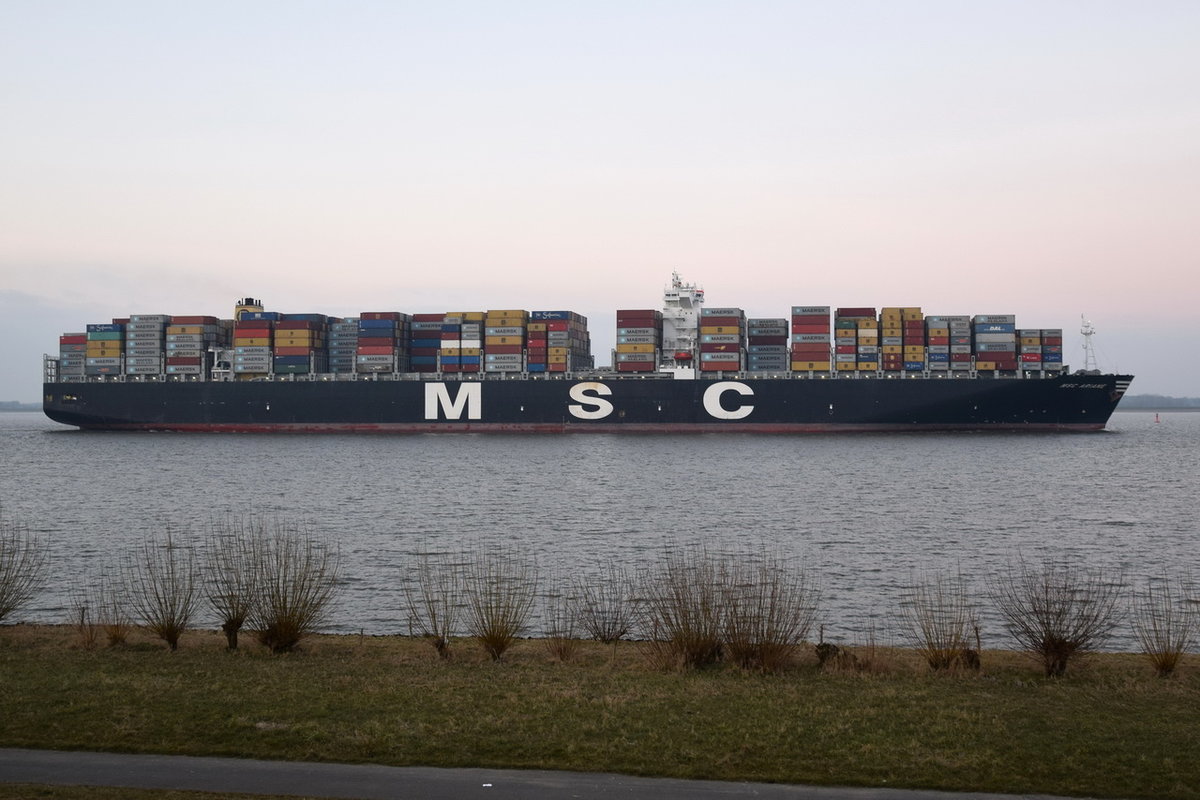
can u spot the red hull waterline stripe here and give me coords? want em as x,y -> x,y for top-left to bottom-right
77,422 -> 1109,434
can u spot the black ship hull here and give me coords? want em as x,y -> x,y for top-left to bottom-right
43,373 -> 1133,433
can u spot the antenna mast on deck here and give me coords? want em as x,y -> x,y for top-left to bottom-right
1080,315 -> 1098,372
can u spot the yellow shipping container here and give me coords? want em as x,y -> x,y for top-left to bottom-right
858,337 -> 879,347
927,328 -> 950,337
548,346 -> 569,356
1020,336 -> 1041,346
791,361 -> 831,371
548,355 -> 567,364
616,343 -> 655,353
903,309 -> 923,321
699,326 -> 741,335
440,348 -> 461,356
856,319 -> 878,329
857,362 -> 879,370
460,312 -> 485,321
527,323 -> 547,332
485,319 -> 527,328
881,327 -> 902,337
166,325 -> 204,335
234,337 -> 271,347
904,346 -> 925,356
484,336 -> 524,346
881,345 -> 903,355
835,362 -> 857,371
460,348 -> 481,356
275,336 -> 317,346
975,361 -> 997,371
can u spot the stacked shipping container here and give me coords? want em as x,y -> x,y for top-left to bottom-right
833,308 -> 875,373
166,315 -> 223,376
125,315 -> 169,376
615,309 -> 661,372
529,311 -> 590,373
438,312 -> 484,374
745,318 -> 789,372
972,315 -> 1018,371
328,319 -> 358,374
484,310 -> 527,373
274,314 -> 328,375
58,331 -> 87,378
357,312 -> 411,374
699,307 -> 745,373
85,323 -> 124,376
790,306 -> 831,372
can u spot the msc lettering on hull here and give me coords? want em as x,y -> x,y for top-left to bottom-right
422,381 -> 756,422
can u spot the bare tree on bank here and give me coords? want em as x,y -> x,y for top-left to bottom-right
901,570 -> 980,671
462,546 -> 537,661
992,559 -> 1124,677
0,513 -> 48,624
70,574 -> 131,648
573,564 -> 634,646
204,518 -> 263,651
541,571 -> 581,663
248,521 -> 341,654
127,531 -> 200,651
1131,573 -> 1196,677
637,545 -> 726,670
722,552 -> 820,673
404,550 -> 462,659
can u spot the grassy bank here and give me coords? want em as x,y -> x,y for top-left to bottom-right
1,626 -> 1197,799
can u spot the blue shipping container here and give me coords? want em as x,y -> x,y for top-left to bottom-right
239,311 -> 281,321
86,323 -> 124,333
357,319 -> 396,330
904,361 -> 926,370
531,311 -> 570,321
974,323 -> 1015,334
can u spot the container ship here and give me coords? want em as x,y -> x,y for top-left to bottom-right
43,275 -> 1132,433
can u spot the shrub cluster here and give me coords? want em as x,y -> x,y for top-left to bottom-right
2,516 -> 1197,678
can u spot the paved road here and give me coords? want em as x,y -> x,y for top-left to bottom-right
0,748 -> 1090,799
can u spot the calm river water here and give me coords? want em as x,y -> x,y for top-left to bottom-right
1,410 -> 1196,650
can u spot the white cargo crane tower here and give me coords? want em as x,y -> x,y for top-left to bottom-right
660,272 -> 704,376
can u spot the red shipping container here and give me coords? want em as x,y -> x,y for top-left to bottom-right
60,335 -> 87,344
361,312 -> 404,321
526,332 -> 548,341
1020,353 -> 1042,362
358,336 -> 395,347
617,362 -> 655,372
835,307 -> 875,318
835,345 -> 856,355
408,347 -> 436,357
700,315 -> 741,326
526,347 -> 547,356
791,347 -> 830,357
166,356 -> 200,366
356,346 -> 393,356
792,323 -> 831,334
441,332 -> 459,340
700,343 -> 738,352
411,313 -> 443,322
235,319 -> 272,330
790,314 -> 829,324
927,336 -> 949,346
904,320 -> 925,330
951,353 -> 972,362
487,345 -> 522,355
548,363 -> 567,372
546,321 -> 569,331
274,346 -> 313,356
1043,336 -> 1062,346
747,336 -> 788,346
275,320 -> 319,331
170,315 -> 220,325
440,364 -> 461,372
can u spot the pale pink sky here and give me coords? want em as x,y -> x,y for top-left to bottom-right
2,1 -> 1198,400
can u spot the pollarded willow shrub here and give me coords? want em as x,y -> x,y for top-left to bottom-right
992,558 -> 1124,677
721,552 -> 820,672
404,549 -> 463,660
637,545 -> 726,670
205,517 -> 266,651
901,571 -> 980,671
461,546 -> 538,661
127,531 -> 200,651
0,513 -> 47,623
248,521 -> 342,654
1131,573 -> 1196,678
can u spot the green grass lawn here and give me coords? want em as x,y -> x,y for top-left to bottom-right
1,625 -> 1197,799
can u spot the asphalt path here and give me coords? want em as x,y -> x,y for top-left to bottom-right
0,748 -> 1093,800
